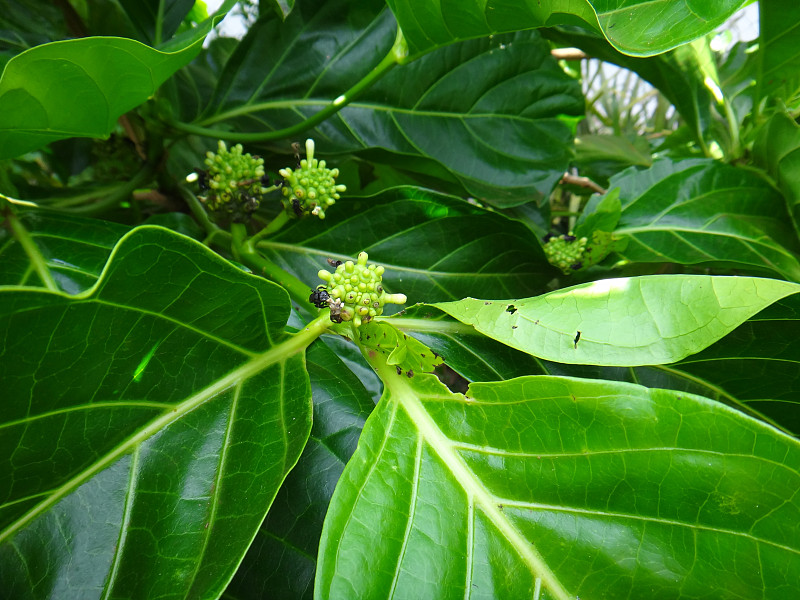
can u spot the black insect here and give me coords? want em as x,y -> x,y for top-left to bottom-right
327,258 -> 343,268
406,369 -> 414,378
260,173 -> 271,186
506,304 -> 517,314
309,285 -> 330,308
562,234 -> 577,242
543,232 -> 555,243
396,366 -> 402,376
195,168 -> 209,192
570,261 -> 583,271
574,331 -> 581,349
291,198 -> 303,217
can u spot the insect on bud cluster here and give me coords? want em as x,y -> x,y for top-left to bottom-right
199,141 -> 268,220
312,251 -> 407,327
280,139 -> 346,220
543,232 -> 588,274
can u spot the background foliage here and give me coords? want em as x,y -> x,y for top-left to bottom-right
2,1 -> 800,599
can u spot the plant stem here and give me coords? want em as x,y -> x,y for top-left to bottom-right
166,28 -> 406,142
230,222 -> 315,311
178,185 -> 231,244
248,210 -> 290,245
4,208 -> 58,292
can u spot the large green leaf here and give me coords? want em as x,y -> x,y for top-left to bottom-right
0,226 -> 315,599
0,0 -> 235,159
755,0 -> 800,106
433,275 -> 800,366
601,159 -> 800,280
198,0 -> 583,205
386,0 -> 745,58
256,186 -> 555,305
224,338 -> 375,600
392,299 -> 800,436
316,361 -> 800,598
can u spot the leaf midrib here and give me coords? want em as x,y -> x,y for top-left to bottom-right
392,376 -> 571,600
0,321 -> 320,544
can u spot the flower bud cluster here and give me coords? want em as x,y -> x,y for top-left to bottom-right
202,141 -> 267,217
543,232 -> 588,274
317,251 -> 407,327
280,139 -> 346,220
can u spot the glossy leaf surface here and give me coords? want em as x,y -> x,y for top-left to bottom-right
0,226 -> 312,599
258,187 -> 555,305
385,0 -> 744,58
200,0 -> 583,204
225,338 -> 374,600
0,0 -> 233,160
755,0 -> 800,106
604,159 -> 800,280
433,275 -> 800,366
316,365 -> 800,599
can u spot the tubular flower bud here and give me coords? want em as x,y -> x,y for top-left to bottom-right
313,251 -> 406,327
280,139 -> 345,220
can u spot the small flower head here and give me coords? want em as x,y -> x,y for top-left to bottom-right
543,232 -> 588,274
280,139 -> 346,220
315,251 -> 406,327
200,140 -> 268,221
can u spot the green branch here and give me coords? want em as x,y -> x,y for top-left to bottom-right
230,223 -> 316,312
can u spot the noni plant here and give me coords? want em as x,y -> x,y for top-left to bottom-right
1,2 -> 800,600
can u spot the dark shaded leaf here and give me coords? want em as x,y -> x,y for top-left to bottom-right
224,339 -> 373,600
604,159 -> 800,280
201,0 -> 583,205
0,226 -> 312,600
255,186 -> 555,306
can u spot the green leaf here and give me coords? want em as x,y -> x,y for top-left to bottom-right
200,1 -> 583,205
572,133 -> 652,187
316,364 -> 800,598
225,339 -> 374,600
662,294 -> 800,435
0,226 -> 315,599
358,320 -> 444,375
257,186 -> 555,305
608,159 -> 800,280
0,0 -> 235,159
755,0 -> 800,106
0,210 -> 129,293
753,111 -> 800,235
118,0 -> 195,44
433,275 -> 800,366
386,0 -> 745,58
